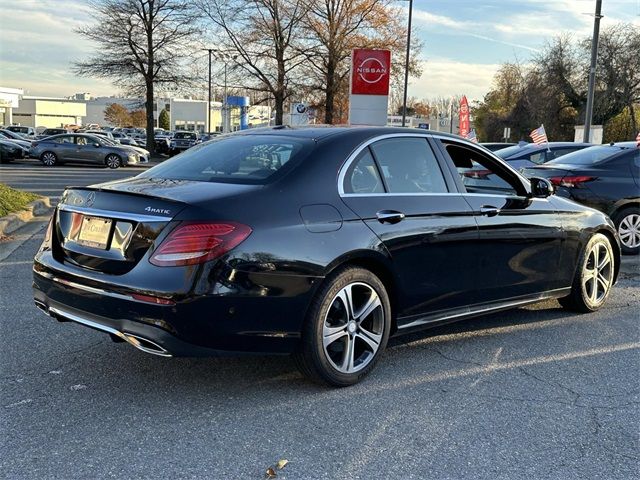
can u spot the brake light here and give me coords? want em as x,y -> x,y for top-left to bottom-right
549,176 -> 596,188
150,222 -> 252,266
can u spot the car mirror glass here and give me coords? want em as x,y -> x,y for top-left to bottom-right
530,177 -> 554,198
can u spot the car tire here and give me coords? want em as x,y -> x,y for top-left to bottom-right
105,154 -> 122,169
559,233 -> 615,313
293,266 -> 391,387
40,151 -> 57,167
613,207 -> 640,255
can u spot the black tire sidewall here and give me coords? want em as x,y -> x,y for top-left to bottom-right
305,267 -> 391,386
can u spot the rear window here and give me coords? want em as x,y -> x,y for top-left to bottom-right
546,145 -> 630,166
495,145 -> 528,158
141,135 -> 314,184
174,132 -> 197,140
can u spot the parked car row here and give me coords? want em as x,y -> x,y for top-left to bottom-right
29,134 -> 148,169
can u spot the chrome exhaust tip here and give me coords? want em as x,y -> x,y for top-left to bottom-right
47,306 -> 173,357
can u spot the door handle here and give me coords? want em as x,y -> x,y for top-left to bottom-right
376,210 -> 405,224
480,205 -> 500,217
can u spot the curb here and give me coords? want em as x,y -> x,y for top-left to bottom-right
0,198 -> 52,237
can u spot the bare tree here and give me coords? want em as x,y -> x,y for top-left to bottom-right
197,0 -> 310,125
74,0 -> 198,152
303,0 -> 422,124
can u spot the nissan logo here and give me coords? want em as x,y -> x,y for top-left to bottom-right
356,57 -> 388,84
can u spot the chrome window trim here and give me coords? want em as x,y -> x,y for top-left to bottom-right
337,132 -> 434,196
337,132 -> 531,197
58,203 -> 172,222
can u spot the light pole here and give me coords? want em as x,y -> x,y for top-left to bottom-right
202,48 -> 237,133
201,49 -> 213,133
401,0 -> 413,127
583,0 -> 603,143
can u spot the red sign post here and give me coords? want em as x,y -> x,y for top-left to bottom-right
351,49 -> 391,96
459,95 -> 470,138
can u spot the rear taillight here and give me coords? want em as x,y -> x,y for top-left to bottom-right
150,222 -> 252,267
549,176 -> 596,188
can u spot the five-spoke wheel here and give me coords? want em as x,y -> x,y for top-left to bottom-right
560,233 -> 615,312
294,267 -> 391,386
322,282 -> 384,374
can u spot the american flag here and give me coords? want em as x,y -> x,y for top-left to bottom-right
466,129 -> 478,143
636,131 -> 640,146
530,124 -> 548,145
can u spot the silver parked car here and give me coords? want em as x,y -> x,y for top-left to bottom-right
29,134 -> 140,168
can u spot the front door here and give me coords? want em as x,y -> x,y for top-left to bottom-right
434,138 -> 565,302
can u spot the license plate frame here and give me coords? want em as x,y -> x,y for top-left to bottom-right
77,216 -> 112,249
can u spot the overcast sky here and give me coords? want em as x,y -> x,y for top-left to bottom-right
0,0 -> 638,102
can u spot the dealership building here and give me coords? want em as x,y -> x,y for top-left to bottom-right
12,96 -> 86,129
0,86 -> 24,127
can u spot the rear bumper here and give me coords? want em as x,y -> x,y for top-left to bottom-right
32,257 -> 320,356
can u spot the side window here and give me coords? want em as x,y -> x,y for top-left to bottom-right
75,136 -> 87,146
344,149 -> 384,194
551,147 -> 581,160
526,151 -> 546,165
54,136 -> 73,144
370,138 -> 448,193
442,141 -> 525,196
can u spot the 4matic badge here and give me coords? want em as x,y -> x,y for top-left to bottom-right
145,206 -> 171,215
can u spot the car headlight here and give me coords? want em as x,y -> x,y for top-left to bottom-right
128,153 -> 138,161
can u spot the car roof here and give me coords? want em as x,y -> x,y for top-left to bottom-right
235,125 -> 461,142
501,141 -> 592,156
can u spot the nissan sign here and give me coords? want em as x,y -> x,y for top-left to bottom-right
351,49 -> 391,96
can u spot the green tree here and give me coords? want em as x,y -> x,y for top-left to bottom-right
603,106 -> 640,143
158,109 -> 170,130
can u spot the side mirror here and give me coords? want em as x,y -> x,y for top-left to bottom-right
530,177 -> 554,198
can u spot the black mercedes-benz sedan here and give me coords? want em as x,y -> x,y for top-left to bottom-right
33,127 -> 621,386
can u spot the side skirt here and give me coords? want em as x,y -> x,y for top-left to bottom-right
394,287 -> 571,335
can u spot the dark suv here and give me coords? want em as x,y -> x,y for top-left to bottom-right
169,131 -> 199,156
524,142 -> 640,254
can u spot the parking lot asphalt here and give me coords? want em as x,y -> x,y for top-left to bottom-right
1,163 -> 639,479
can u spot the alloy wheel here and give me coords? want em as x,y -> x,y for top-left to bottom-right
618,213 -> 640,250
322,282 -> 385,374
41,152 -> 56,166
106,154 -> 121,169
581,240 -> 613,307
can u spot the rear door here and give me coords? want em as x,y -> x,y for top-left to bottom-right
433,137 -> 567,300
51,135 -> 77,161
339,134 -> 479,318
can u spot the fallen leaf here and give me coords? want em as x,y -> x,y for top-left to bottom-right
276,459 -> 288,470
265,467 -> 277,478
